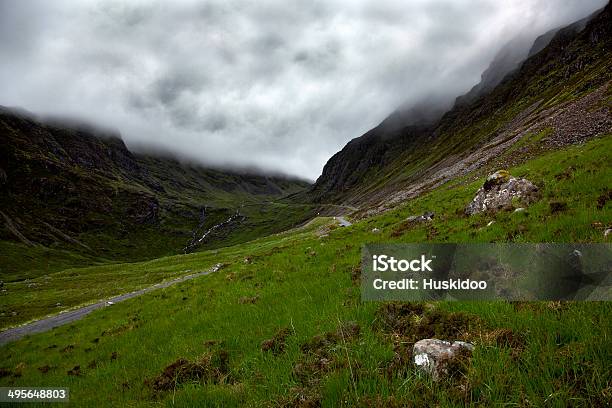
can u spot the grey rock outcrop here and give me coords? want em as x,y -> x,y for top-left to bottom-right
407,211 -> 435,222
413,338 -> 474,380
466,171 -> 539,215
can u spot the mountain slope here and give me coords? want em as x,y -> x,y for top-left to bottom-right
310,3 -> 611,212
0,108 -> 313,279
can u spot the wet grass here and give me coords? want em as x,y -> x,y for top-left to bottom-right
0,136 -> 610,406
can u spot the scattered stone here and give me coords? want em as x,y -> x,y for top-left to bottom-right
514,207 -> 525,212
210,263 -> 224,273
466,171 -> 539,215
244,257 -> 252,264
406,211 -> 435,222
413,339 -> 474,380
372,228 -> 381,233
487,221 -> 495,227
605,228 -> 612,238
56,303 -> 62,307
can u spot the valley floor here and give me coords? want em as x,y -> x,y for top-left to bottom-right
0,136 -> 610,406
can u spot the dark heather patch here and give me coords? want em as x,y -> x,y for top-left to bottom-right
290,322 -> 361,389
277,386 -> 322,408
67,365 -> 81,376
261,327 -> 292,355
238,295 -> 259,304
374,303 -> 477,343
359,395 -> 402,408
491,328 -> 526,351
549,201 -> 568,214
60,345 -> 75,353
38,365 -> 52,374
596,189 -> 611,209
146,350 -> 230,393
203,339 -> 222,347
102,316 -> 141,336
350,264 -> 361,284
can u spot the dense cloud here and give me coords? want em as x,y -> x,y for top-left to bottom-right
0,0 -> 606,180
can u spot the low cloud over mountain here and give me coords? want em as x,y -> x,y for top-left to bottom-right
0,0 -> 606,179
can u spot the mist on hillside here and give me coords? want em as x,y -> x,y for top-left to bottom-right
0,0 -> 607,180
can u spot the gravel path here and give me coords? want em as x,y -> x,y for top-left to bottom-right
0,265 -> 222,346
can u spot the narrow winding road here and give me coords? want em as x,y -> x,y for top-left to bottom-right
0,265 -> 222,346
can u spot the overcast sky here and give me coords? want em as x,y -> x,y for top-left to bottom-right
0,0 -> 606,180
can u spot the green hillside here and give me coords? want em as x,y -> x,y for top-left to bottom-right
1,136 -> 610,406
0,109 -> 314,280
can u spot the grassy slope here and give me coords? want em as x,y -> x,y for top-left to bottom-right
1,136 -> 610,406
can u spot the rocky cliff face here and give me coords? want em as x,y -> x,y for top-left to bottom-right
310,3 -> 612,209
